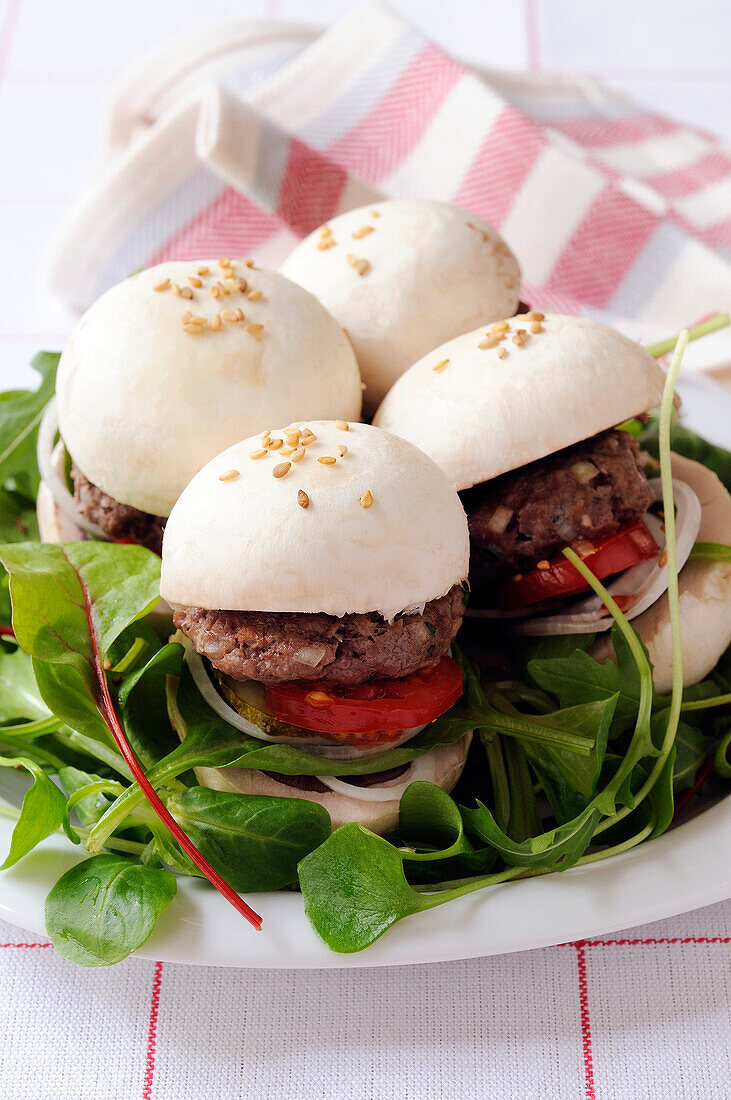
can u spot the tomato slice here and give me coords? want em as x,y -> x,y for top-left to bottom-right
265,656 -> 464,741
500,517 -> 660,610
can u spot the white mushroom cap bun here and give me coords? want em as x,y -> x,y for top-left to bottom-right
280,200 -> 520,415
193,734 -> 472,835
374,314 -> 666,491
160,421 -> 470,620
591,454 -> 731,692
56,260 -> 362,518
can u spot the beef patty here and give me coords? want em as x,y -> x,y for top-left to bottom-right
71,465 -> 166,555
174,584 -> 466,686
462,429 -> 654,588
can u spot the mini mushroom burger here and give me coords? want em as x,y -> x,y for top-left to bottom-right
37,259 -> 362,552
280,199 -> 521,414
159,421 -> 472,834
375,314 -> 731,688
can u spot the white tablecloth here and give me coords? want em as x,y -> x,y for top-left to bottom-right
0,903 -> 728,1098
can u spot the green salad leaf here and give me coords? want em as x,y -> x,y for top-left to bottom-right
163,786 -> 331,891
45,854 -> 177,966
0,352 -> 58,489
0,756 -> 66,868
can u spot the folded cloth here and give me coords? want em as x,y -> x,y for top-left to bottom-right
45,2 -> 731,369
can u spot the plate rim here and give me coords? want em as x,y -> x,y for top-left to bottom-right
0,794 -> 728,968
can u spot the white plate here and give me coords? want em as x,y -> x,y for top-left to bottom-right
0,373 -> 729,967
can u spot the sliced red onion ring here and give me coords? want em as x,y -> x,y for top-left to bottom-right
467,478 -> 701,635
183,639 -> 427,761
37,399 -> 111,541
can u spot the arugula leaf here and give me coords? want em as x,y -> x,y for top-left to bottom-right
0,352 -> 59,488
520,696 -> 617,820
640,414 -> 731,492
464,801 -> 601,870
163,786 -> 331,891
529,626 -> 644,734
0,756 -> 66,868
398,782 -> 476,861
45,854 -> 176,966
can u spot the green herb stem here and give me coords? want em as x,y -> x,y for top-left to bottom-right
646,312 -> 729,358
688,541 -> 731,563
0,716 -> 61,739
681,692 -> 731,713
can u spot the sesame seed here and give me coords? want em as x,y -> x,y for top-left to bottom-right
371,209 -> 381,217
245,258 -> 254,268
183,323 -> 204,334
210,314 -> 222,331
336,445 -> 348,457
219,257 -> 231,268
181,310 -> 193,323
188,315 -> 207,326
317,239 -> 336,250
268,438 -> 284,451
273,462 -> 291,479
491,321 -> 510,332
659,550 -> 668,568
345,254 -> 371,275
188,276 -> 202,288
525,311 -> 545,322
153,278 -> 170,292
221,309 -> 239,322
335,420 -> 349,431
210,285 -> 222,299
291,446 -> 306,463
171,283 -> 181,295
318,456 -> 337,465
236,308 -> 245,322
536,560 -> 550,570
197,265 -> 209,276
301,435 -> 317,447
298,489 -> 309,509
284,430 -> 301,445
530,322 -> 543,334
512,331 -> 528,347
249,449 -> 267,460
236,278 -> 248,293
320,225 -> 332,237
219,469 -> 240,482
218,281 -> 230,296
496,347 -> 508,360
245,322 -> 263,335
352,225 -> 374,239
359,490 -> 373,509
432,358 -> 450,373
478,336 -> 501,350
280,445 -> 295,456
247,289 -> 262,301
260,431 -> 271,442
180,286 -> 194,300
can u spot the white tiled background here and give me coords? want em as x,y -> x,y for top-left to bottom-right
0,0 -> 729,391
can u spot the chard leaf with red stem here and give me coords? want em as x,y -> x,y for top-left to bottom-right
0,541 -> 262,932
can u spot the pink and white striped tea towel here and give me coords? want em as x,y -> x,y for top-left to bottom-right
45,3 -> 731,375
